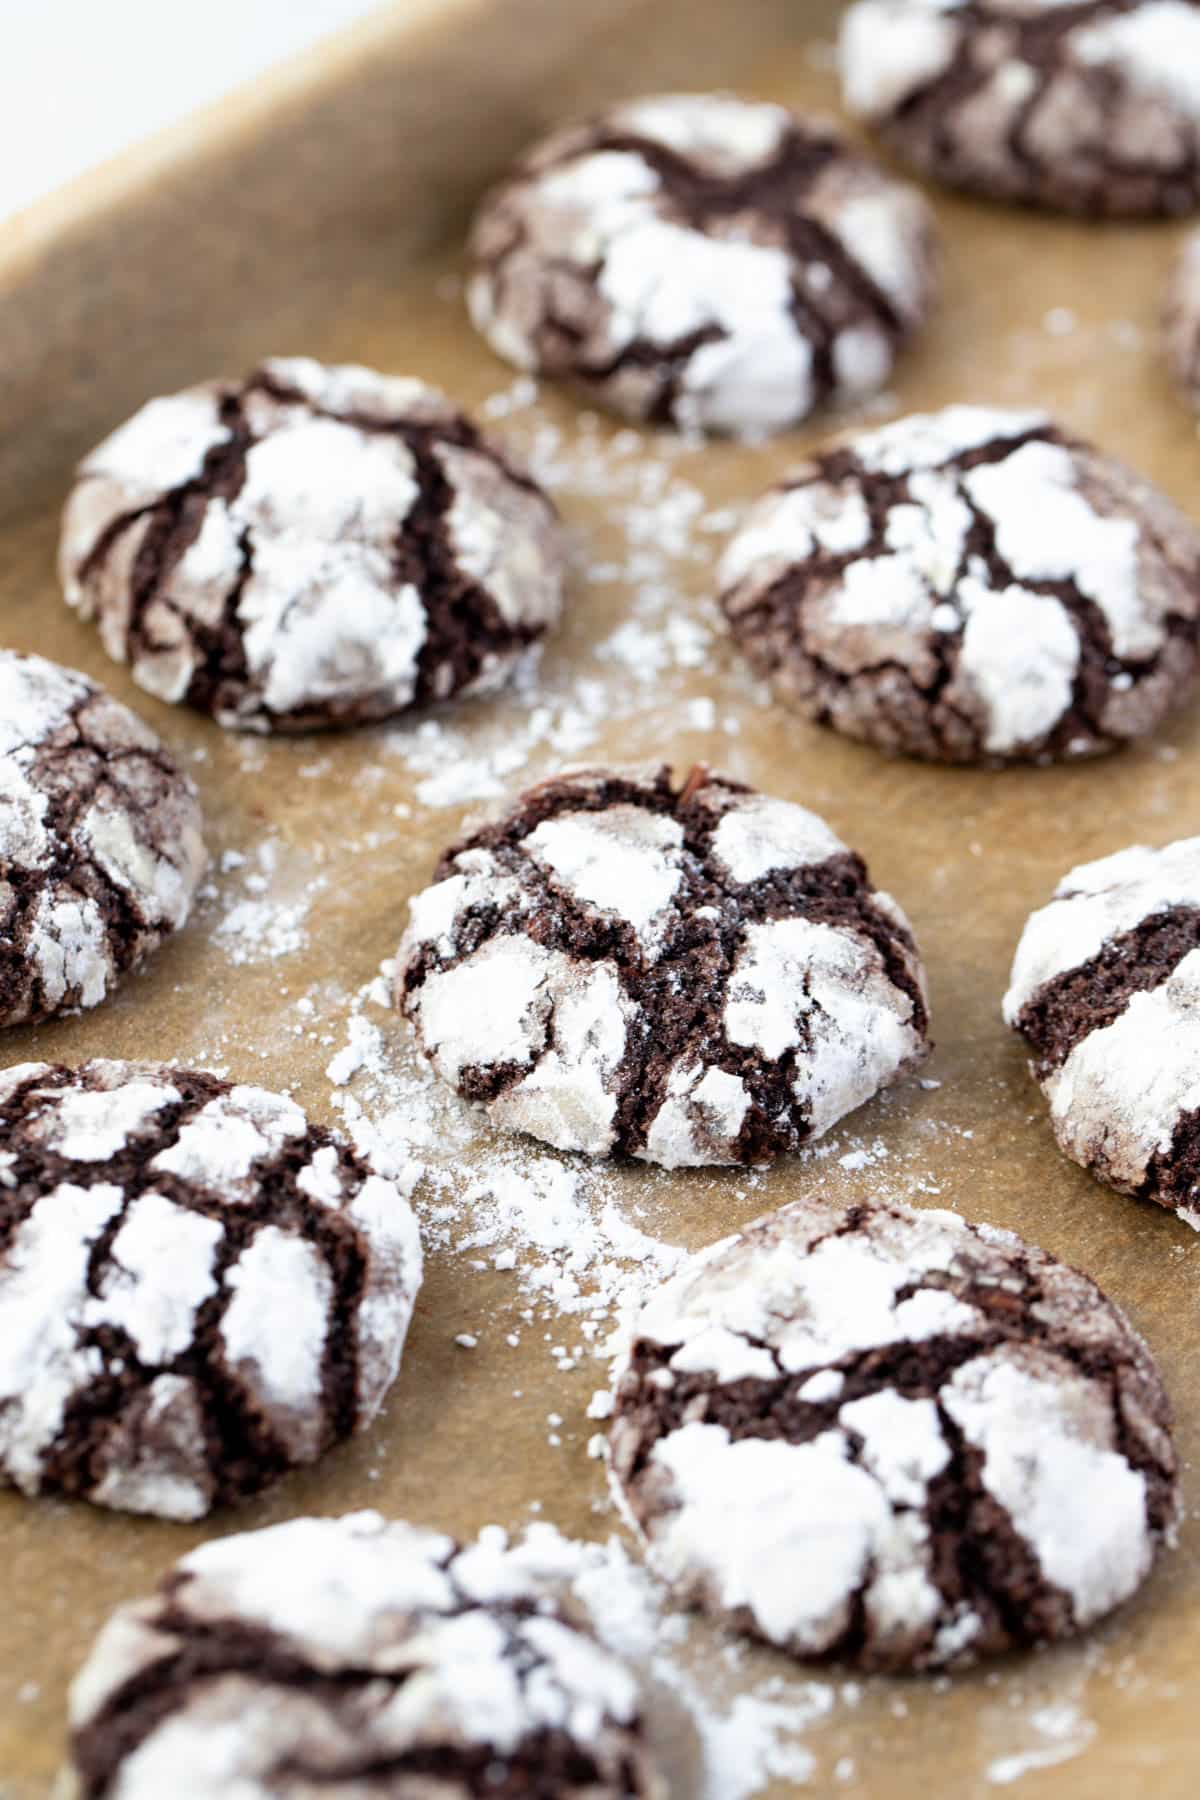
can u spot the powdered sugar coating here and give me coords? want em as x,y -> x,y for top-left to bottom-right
841,0 -> 1200,217
724,917 -> 919,1135
1072,2 -> 1200,118
65,1512 -> 665,1799
1043,953 -> 1200,1191
1005,837 -> 1200,1013
1006,835 -> 1200,1214
59,357 -> 565,733
720,407 -> 1200,764
609,1195 -> 1178,1671
525,806 -> 685,947
0,650 -> 205,1027
0,1060 -> 422,1518
468,94 -> 937,434
397,765 -> 930,1168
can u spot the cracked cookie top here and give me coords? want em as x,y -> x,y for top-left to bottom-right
58,357 -> 566,734
1005,836 -> 1200,1219
395,764 -> 930,1168
65,1511 -> 666,1800
719,405 -> 1200,764
841,0 -> 1200,217
608,1194 -> 1178,1672
0,1060 -> 422,1519
0,650 -> 205,1027
466,93 -> 937,434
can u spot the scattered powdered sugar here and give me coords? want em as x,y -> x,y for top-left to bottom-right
452,1157 -> 688,1318
495,1518 -> 839,1799
215,894 -> 315,965
391,663 -> 614,809
697,1687 -> 825,1793
986,1701 -> 1098,1786
204,838 -> 328,966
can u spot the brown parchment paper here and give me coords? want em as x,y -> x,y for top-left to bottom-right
2,3 -> 1200,1795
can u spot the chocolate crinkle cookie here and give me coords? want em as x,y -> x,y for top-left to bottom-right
63,1511 -> 667,1800
0,1060 -> 422,1519
396,764 -> 930,1168
1165,226 -> 1200,407
841,0 -> 1200,217
1005,835 -> 1200,1221
58,357 -> 566,733
0,650 -> 205,1027
719,405 -> 1200,764
467,93 -> 937,434
609,1195 -> 1179,1672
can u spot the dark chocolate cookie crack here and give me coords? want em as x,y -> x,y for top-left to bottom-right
469,96 -> 935,432
1,694 -> 190,1023
548,123 -> 909,411
400,767 -> 925,1158
1013,905 -> 1200,1077
869,1 -> 1200,215
74,372 -> 553,731
612,1201 -> 1177,1667
724,422 -> 1200,761
69,1543 -> 642,1800
247,363 -> 552,707
0,1066 -> 375,1507
722,420 -> 1054,756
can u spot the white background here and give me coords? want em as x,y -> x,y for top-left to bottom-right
0,0 -> 380,223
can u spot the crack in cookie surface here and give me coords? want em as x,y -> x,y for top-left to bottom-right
397,764 -> 930,1167
467,94 -> 937,433
0,651 -> 206,1027
59,357 -> 565,734
841,0 -> 1200,217
0,1060 -> 422,1518
608,1196 -> 1178,1671
719,405 -> 1200,765
66,1514 -> 663,1799
1005,835 -> 1200,1214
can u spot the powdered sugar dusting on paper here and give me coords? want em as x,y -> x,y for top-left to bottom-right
188,838 -> 331,969
987,1701 -> 1098,1786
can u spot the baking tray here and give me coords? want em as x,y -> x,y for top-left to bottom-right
2,0 -> 1199,1794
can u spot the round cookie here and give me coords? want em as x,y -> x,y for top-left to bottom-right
1005,836 -> 1200,1220
396,764 -> 930,1167
0,650 -> 205,1028
841,0 -> 1200,218
609,1195 -> 1179,1672
719,405 -> 1200,764
0,1060 -> 422,1519
64,1511 -> 666,1800
1165,226 -> 1200,406
59,356 -> 566,733
467,92 -> 937,434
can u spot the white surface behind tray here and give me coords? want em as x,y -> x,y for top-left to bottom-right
0,0 -> 379,223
